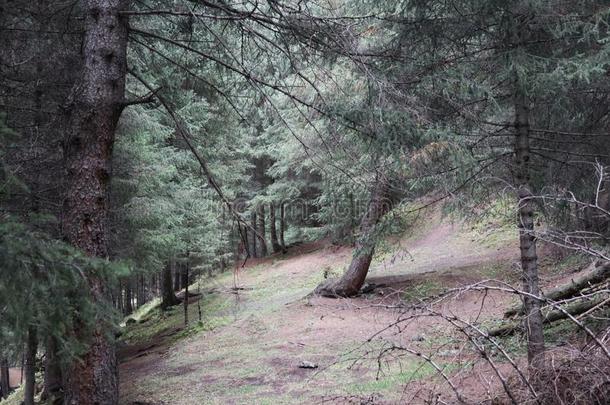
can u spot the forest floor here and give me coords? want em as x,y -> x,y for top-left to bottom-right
119,207 -> 583,404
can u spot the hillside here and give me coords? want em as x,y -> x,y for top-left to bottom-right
119,210 -> 528,404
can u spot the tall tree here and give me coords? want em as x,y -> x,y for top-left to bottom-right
61,1 -> 129,403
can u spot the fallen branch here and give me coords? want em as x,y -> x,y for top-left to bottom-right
490,296 -> 609,337
505,260 -> 610,318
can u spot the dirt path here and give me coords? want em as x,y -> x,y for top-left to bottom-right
119,216 -> 519,404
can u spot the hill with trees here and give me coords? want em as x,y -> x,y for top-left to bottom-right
1,1 -> 609,404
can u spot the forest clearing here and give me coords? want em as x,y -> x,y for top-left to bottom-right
117,208 -> 527,404
1,1 -> 609,404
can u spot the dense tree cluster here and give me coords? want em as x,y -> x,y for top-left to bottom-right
0,0 -> 608,403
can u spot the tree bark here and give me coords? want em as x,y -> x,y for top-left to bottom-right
315,176 -> 392,297
514,81 -> 545,365
161,261 -> 179,310
61,1 -> 129,403
24,327 -> 37,405
0,358 -> 9,399
257,204 -> 268,257
42,336 -> 63,403
269,202 -> 282,253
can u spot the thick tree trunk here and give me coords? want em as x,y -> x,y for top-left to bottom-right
42,336 -> 63,403
61,1 -> 129,404
0,358 -> 9,399
514,84 -> 545,365
24,327 -> 37,405
161,262 -> 179,310
257,204 -> 268,257
280,202 -> 286,252
269,202 -> 282,253
315,176 -> 391,297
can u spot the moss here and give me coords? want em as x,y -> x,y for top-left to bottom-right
402,280 -> 443,302
1,386 -> 24,405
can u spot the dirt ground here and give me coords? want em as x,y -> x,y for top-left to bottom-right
119,213 -> 538,404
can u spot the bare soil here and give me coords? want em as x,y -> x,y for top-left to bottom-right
119,213 -> 556,404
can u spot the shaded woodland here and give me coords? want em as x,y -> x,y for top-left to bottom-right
1,1 -> 609,404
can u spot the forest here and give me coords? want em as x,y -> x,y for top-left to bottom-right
0,0 -> 609,404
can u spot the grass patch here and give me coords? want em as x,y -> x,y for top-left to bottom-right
402,280 -> 443,302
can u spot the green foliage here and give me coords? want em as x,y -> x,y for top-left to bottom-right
0,216 -> 127,362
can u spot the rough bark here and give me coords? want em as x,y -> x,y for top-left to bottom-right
161,262 -> 179,310
24,327 -> 37,405
257,204 -> 268,257
0,358 -> 9,399
505,260 -> 610,318
42,336 -> 63,403
269,202 -> 282,253
315,176 -> 391,297
61,1 -> 129,403
514,82 -> 545,365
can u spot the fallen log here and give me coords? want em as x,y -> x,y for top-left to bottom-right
504,260 -> 610,318
490,296 -> 609,337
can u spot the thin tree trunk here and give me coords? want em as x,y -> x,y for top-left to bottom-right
124,279 -> 133,315
161,261 -> 179,310
250,211 -> 258,258
173,258 -> 181,291
514,83 -> 545,365
315,176 -> 392,297
42,336 -> 62,403
61,1 -> 129,403
280,202 -> 286,252
257,204 -> 268,257
0,358 -> 9,399
269,202 -> 281,253
24,327 -> 37,405
184,253 -> 190,327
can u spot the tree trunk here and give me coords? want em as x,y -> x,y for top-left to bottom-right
280,202 -> 286,252
250,211 -> 258,258
24,327 -> 37,405
0,358 -> 9,399
124,279 -> 133,315
257,204 -> 268,257
61,1 -> 129,403
514,82 -> 545,365
136,274 -> 145,308
315,176 -> 391,297
42,336 -> 63,403
184,253 -> 190,327
161,261 -> 179,310
269,202 -> 282,253
173,258 -> 181,291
